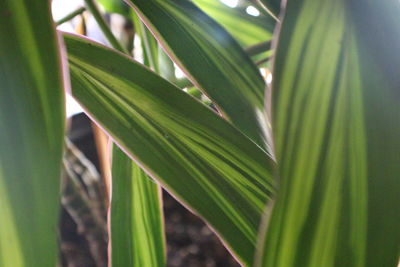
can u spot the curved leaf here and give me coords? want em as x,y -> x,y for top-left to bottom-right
0,1 -> 65,266
126,0 -> 267,146
257,0 -> 400,266
111,145 -> 165,267
64,33 -> 275,265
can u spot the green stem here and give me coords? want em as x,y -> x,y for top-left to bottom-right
245,41 -> 271,56
256,56 -> 271,66
84,0 -> 128,54
56,7 -> 86,26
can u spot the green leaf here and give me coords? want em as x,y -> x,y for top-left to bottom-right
111,145 -> 165,266
131,12 -> 160,71
192,0 -> 274,47
158,46 -> 176,83
64,33 -> 275,265
0,1 -> 65,266
126,0 -> 267,147
257,0 -> 400,266
132,12 -> 177,84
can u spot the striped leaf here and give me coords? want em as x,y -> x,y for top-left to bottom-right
111,145 -> 165,266
64,33 -> 275,265
126,0 -> 267,146
257,0 -> 400,266
192,0 -> 274,47
0,0 -> 65,266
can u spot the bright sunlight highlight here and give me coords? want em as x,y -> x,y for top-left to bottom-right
219,0 -> 238,8
246,6 -> 260,16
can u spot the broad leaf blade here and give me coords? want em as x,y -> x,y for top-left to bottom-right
257,0 -> 400,266
111,145 -> 165,267
0,1 -> 65,266
64,33 -> 275,265
126,0 -> 267,146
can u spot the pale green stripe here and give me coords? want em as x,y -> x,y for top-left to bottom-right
65,33 -> 275,266
257,0 -> 399,266
111,146 -> 165,266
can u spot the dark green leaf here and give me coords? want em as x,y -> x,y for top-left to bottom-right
257,0 -> 400,266
64,33 -> 275,265
0,1 -> 65,266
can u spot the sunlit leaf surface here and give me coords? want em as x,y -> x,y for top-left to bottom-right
65,33 -> 275,265
127,0 -> 268,146
257,0 -> 400,266
192,0 -> 274,47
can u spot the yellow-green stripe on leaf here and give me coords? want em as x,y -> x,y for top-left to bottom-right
257,0 -> 400,266
64,34 -> 275,266
126,0 -> 268,147
111,145 -> 165,267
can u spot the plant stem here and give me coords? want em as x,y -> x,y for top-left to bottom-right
84,0 -> 128,54
56,7 -> 86,26
245,41 -> 271,56
256,56 -> 271,66
247,0 -> 279,21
